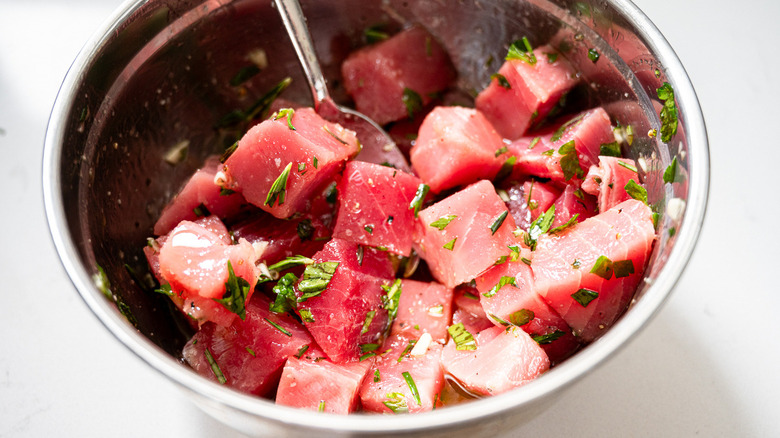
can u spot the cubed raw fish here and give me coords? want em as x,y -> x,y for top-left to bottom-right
223,108 -> 359,218
391,279 -> 453,343
508,108 -> 614,185
341,26 -> 456,125
359,334 -> 445,413
415,180 -> 518,288
296,238 -> 394,363
230,213 -> 329,266
182,295 -> 314,396
581,156 -> 641,212
153,156 -> 249,236
532,199 -> 655,341
551,184 -> 597,229
441,325 -> 549,396
158,217 -> 259,327
476,45 -> 578,139
333,161 -> 422,256
452,285 -> 494,334
410,106 -> 505,194
276,352 -> 372,414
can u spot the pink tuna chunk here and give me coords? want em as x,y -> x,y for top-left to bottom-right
551,184 -> 597,230
452,285 -> 494,334
360,334 -> 445,413
333,161 -> 422,256
153,156 -> 248,236
441,325 -> 549,396
581,156 -> 641,212
415,180 -> 518,289
182,295 -> 314,396
391,280 -> 453,343
508,107 -> 614,185
230,212 -> 329,266
295,238 -> 394,363
276,353 -> 372,414
342,26 -> 456,125
158,217 -> 258,327
410,106 -> 505,194
223,107 -> 359,218
476,45 -> 578,139
532,199 -> 655,341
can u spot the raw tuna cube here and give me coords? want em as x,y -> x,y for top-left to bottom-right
360,334 -> 445,413
341,26 -> 456,125
532,199 -> 655,341
508,107 -> 614,185
415,180 -> 518,288
182,295 -> 314,396
391,280 -> 454,343
441,325 -> 549,396
296,238 -> 394,363
476,45 -> 578,139
502,179 -> 560,232
410,106 -> 505,194
475,260 -> 580,365
581,156 -> 641,213
276,354 -> 372,414
158,217 -> 259,327
452,285 -> 494,334
153,156 -> 249,236
332,161 -> 423,256
551,184 -> 597,229
230,213 -> 329,266
223,108 -> 359,218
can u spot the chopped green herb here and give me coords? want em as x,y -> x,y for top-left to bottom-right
360,343 -> 379,353
448,323 -> 477,351
382,279 -> 403,321
274,108 -> 296,130
264,162 -> 293,207
558,140 -> 583,181
229,65 -> 260,87
494,156 -> 517,181
374,369 -> 381,382
397,339 -> 417,362
270,272 -> 299,313
361,310 -> 376,335
521,257 -> 532,265
590,255 -> 614,280
663,157 -> 683,184
443,238 -> 457,251
384,392 -> 408,413
154,283 -> 173,296
464,291 -> 479,300
545,51 -> 559,63
245,347 -> 256,357
409,184 -> 430,217
364,225 -> 374,234
299,308 -> 315,323
533,330 -> 566,344
264,317 -> 292,336
587,48 -> 600,62
669,227 -> 677,237
541,149 -> 554,156
324,182 -> 337,204
295,344 -> 310,358
483,275 -> 516,298
402,372 -> 422,406
297,162 -> 306,173
549,213 -> 579,234
193,203 -> 210,217
506,37 -> 537,65
495,146 -> 509,157
360,351 -> 376,361
430,214 -> 457,230
268,255 -> 314,272
214,261 -> 250,320
318,400 -> 326,413
219,187 -> 237,197
215,77 -> 292,129
220,141 -> 239,163
551,113 -> 586,142
624,179 -> 648,205
618,160 -> 638,173
297,262 -> 339,301
365,25 -> 389,44
489,210 -> 509,235
657,82 -> 678,143
402,88 -> 423,118
313,156 -> 319,168
511,309 -> 535,326
491,73 -> 511,89
525,205 -> 556,250
323,125 -> 348,145
572,259 -> 582,269
613,260 -> 635,278
571,288 -> 599,307
599,142 -> 621,157
204,348 -> 227,384
297,219 -> 314,241
528,136 -> 541,149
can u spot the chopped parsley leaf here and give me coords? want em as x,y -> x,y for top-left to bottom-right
409,184 -> 430,218
374,369 -> 381,382
657,82 -> 678,143
361,310 -> 376,335
587,48 -> 600,62
443,238 -> 457,251
297,219 -> 314,241
154,283 -> 173,296
219,188 -> 236,196
193,203 -> 210,217
245,347 -> 256,357
551,113 -> 586,142
429,214 -> 457,230
402,88 -> 423,119
528,136 -> 541,149
613,259 -> 635,278
483,275 -> 516,298
549,213 -> 579,234
495,146 -> 509,157
506,37 -> 537,65
214,260 -> 250,320
491,73 -> 511,89
533,330 -> 566,344
489,210 -> 509,235
624,179 -> 648,205
618,160 -> 638,173
525,205 -> 556,250
494,156 -> 517,181
269,272 -> 299,314
274,108 -> 296,130
364,225 -> 374,234
295,344 -> 310,359
545,51 -> 559,63
590,255 -> 614,279
448,323 -> 477,351
297,262 -> 339,301
382,279 -> 403,321
384,392 -> 408,413
663,157 -> 684,184
558,140 -> 583,181
264,162 -> 293,207
599,142 -> 621,157
571,288 -> 599,307
268,255 -> 314,272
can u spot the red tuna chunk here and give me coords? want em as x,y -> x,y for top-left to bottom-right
504,180 -> 561,232
476,45 -> 578,139
508,107 -> 614,185
441,325 -> 549,396
391,280 -> 453,343
182,295 -> 314,396
276,353 -> 372,414
551,184 -> 597,230
415,180 -> 518,288
475,260 -> 580,365
452,285 -> 494,334
581,156 -> 641,213
158,217 -> 259,327
532,199 -> 655,341
342,26 -> 456,125
360,334 -> 445,413
223,108 -> 359,218
296,238 -> 394,363
332,161 -> 422,256
153,156 -> 248,236
410,106 -> 505,194
230,213 -> 329,266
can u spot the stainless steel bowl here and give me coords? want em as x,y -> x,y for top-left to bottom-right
43,0 -> 708,436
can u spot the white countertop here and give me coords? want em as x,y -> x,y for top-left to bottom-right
1,0 -> 778,436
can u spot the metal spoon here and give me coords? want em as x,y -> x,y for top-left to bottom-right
273,0 -> 411,173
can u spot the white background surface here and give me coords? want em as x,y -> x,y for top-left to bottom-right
1,0 -> 778,436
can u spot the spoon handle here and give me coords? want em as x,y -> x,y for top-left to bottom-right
273,0 -> 329,106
